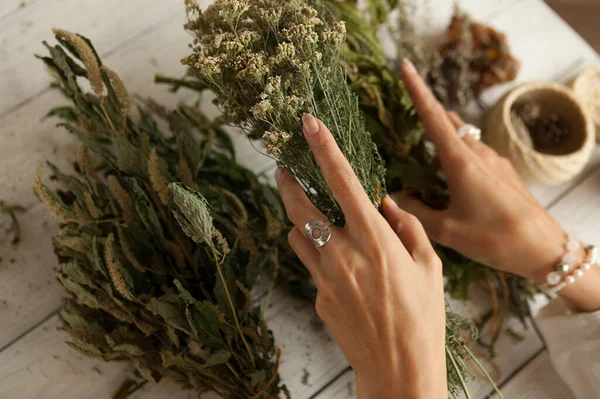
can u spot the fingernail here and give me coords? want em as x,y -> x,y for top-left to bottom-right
383,195 -> 398,208
302,113 -> 320,137
275,167 -> 285,182
382,196 -> 399,212
402,59 -> 417,75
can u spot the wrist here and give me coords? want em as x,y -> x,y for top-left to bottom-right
508,217 -> 567,283
355,359 -> 447,399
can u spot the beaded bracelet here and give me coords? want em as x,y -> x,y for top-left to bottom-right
541,244 -> 599,294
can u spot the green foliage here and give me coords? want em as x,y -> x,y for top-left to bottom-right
36,30 -> 294,398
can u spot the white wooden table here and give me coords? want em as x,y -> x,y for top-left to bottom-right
0,0 -> 598,398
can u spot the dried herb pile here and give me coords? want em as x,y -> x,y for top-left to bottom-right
35,30 -> 294,398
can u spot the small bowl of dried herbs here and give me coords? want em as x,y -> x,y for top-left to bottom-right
485,81 -> 595,184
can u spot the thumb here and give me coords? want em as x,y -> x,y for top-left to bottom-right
392,193 -> 451,244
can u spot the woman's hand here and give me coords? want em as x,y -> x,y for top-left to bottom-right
396,60 -> 600,312
276,113 -> 447,398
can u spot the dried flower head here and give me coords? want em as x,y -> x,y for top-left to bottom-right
52,28 -> 103,97
184,0 -> 386,223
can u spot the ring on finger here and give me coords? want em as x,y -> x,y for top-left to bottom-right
457,124 -> 482,141
304,219 -> 332,248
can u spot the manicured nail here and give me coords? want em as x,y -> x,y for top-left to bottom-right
402,59 -> 417,75
302,113 -> 320,137
275,167 -> 285,183
383,195 -> 398,208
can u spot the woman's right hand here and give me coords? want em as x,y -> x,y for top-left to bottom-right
395,60 -> 600,312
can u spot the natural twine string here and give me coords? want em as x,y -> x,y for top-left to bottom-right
569,67 -> 600,137
485,82 -> 595,185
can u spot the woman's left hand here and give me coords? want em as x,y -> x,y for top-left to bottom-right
275,113 -> 447,399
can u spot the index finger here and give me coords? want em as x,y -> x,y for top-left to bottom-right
400,60 -> 468,164
301,113 -> 375,221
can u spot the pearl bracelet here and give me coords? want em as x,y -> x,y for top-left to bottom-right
541,244 -> 599,294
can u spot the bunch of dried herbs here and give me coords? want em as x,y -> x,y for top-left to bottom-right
35,29 -> 296,398
182,0 -> 386,225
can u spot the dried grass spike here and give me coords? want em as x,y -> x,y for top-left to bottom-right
34,165 -> 68,223
179,156 -> 194,188
73,203 -> 87,224
117,227 -> 145,272
236,280 -> 253,311
52,28 -> 103,97
107,175 -> 135,224
100,65 -> 131,115
104,233 -> 134,300
84,192 -> 100,219
148,147 -> 169,206
76,143 -> 88,173
214,228 -> 230,255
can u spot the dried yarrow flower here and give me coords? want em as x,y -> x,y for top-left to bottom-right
183,0 -> 386,224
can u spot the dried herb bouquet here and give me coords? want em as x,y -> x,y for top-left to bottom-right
36,29 -> 294,398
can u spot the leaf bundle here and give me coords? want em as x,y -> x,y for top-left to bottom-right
36,30 -> 293,398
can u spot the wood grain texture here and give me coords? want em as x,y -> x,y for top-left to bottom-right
490,351 -> 575,399
0,288 -> 347,399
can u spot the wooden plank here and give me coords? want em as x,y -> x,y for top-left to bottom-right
0,0 -> 185,118
0,288 -> 347,399
0,0 -> 38,22
490,351 -> 575,399
548,166 -> 600,242
0,15 -> 272,350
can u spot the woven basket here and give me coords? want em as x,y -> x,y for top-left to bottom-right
485,82 -> 595,185
569,67 -> 600,140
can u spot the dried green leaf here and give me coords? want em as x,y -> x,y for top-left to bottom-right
169,183 -> 214,247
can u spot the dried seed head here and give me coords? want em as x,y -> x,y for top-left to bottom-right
106,175 -> 136,224
262,206 -> 281,239
73,202 -> 87,224
100,65 -> 131,115
84,192 -> 100,219
179,156 -> 194,188
52,28 -> 103,97
34,165 -> 68,223
76,143 -> 88,173
148,147 -> 169,206
214,228 -> 230,255
117,227 -> 145,272
235,280 -> 253,310
104,233 -> 134,300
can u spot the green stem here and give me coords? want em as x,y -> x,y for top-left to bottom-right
446,346 -> 471,399
464,345 -> 503,398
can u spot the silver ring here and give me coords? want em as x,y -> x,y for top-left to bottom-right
457,124 -> 482,141
304,220 -> 332,248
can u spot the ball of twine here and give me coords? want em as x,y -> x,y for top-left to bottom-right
569,66 -> 600,140
485,81 -> 595,185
